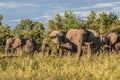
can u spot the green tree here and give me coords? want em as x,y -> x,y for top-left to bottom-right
13,18 -> 33,37
0,15 -> 3,26
86,10 -> 96,29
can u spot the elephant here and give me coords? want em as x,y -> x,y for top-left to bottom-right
114,42 -> 120,52
66,29 -> 100,60
101,32 -> 118,52
65,29 -> 89,60
113,34 -> 120,52
85,29 -> 101,53
5,37 -> 23,54
5,37 -> 38,54
42,30 -> 67,57
82,42 -> 93,55
23,38 -> 38,54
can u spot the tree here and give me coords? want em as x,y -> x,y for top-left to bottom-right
0,25 -> 11,46
48,11 -> 82,31
13,18 -> 33,37
86,10 -> 96,29
0,15 -> 3,26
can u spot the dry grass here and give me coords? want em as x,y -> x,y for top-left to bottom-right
0,52 -> 120,80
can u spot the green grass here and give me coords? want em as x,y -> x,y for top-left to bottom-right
0,52 -> 120,80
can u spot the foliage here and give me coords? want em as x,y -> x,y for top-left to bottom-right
48,11 -> 82,31
48,11 -> 119,34
13,19 -> 45,47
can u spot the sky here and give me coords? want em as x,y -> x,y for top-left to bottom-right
0,0 -> 120,29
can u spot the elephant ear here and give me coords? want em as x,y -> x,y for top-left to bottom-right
108,32 -> 118,45
12,38 -> 22,48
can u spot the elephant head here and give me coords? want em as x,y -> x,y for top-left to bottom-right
101,32 -> 118,52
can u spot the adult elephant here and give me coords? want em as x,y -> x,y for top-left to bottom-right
101,32 -> 118,52
66,29 -> 100,60
42,30 -> 67,57
5,37 -> 22,54
66,29 -> 89,60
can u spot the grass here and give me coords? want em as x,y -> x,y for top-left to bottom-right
0,52 -> 120,80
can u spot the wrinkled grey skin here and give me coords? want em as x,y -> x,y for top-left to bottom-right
5,37 -> 38,54
101,32 -> 118,52
42,30 -> 67,57
5,37 -> 22,54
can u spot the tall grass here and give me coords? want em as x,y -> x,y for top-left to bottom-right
0,52 -> 120,80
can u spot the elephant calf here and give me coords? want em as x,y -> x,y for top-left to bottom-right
114,42 -> 120,52
24,38 -> 38,53
82,42 -> 92,55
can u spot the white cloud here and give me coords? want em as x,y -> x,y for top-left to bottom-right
8,19 -> 21,22
0,2 -> 39,8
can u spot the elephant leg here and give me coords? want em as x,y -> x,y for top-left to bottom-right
76,42 -> 82,60
68,50 -> 72,56
12,48 -> 15,53
57,43 -> 60,56
5,45 -> 10,54
111,46 -> 116,54
59,47 -> 63,57
87,44 -> 92,58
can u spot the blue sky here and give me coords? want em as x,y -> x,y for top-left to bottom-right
0,0 -> 120,29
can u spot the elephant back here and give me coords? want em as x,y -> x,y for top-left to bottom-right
49,30 -> 64,44
66,29 -> 85,45
85,29 -> 99,42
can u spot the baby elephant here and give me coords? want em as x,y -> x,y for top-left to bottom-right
82,42 -> 93,55
24,38 -> 38,53
114,42 -> 120,52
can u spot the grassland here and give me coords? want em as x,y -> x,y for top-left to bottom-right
0,52 -> 120,80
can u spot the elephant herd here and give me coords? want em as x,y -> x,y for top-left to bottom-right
42,29 -> 120,60
5,29 -> 120,60
5,37 -> 38,54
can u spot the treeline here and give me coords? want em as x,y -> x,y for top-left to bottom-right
0,10 -> 120,52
